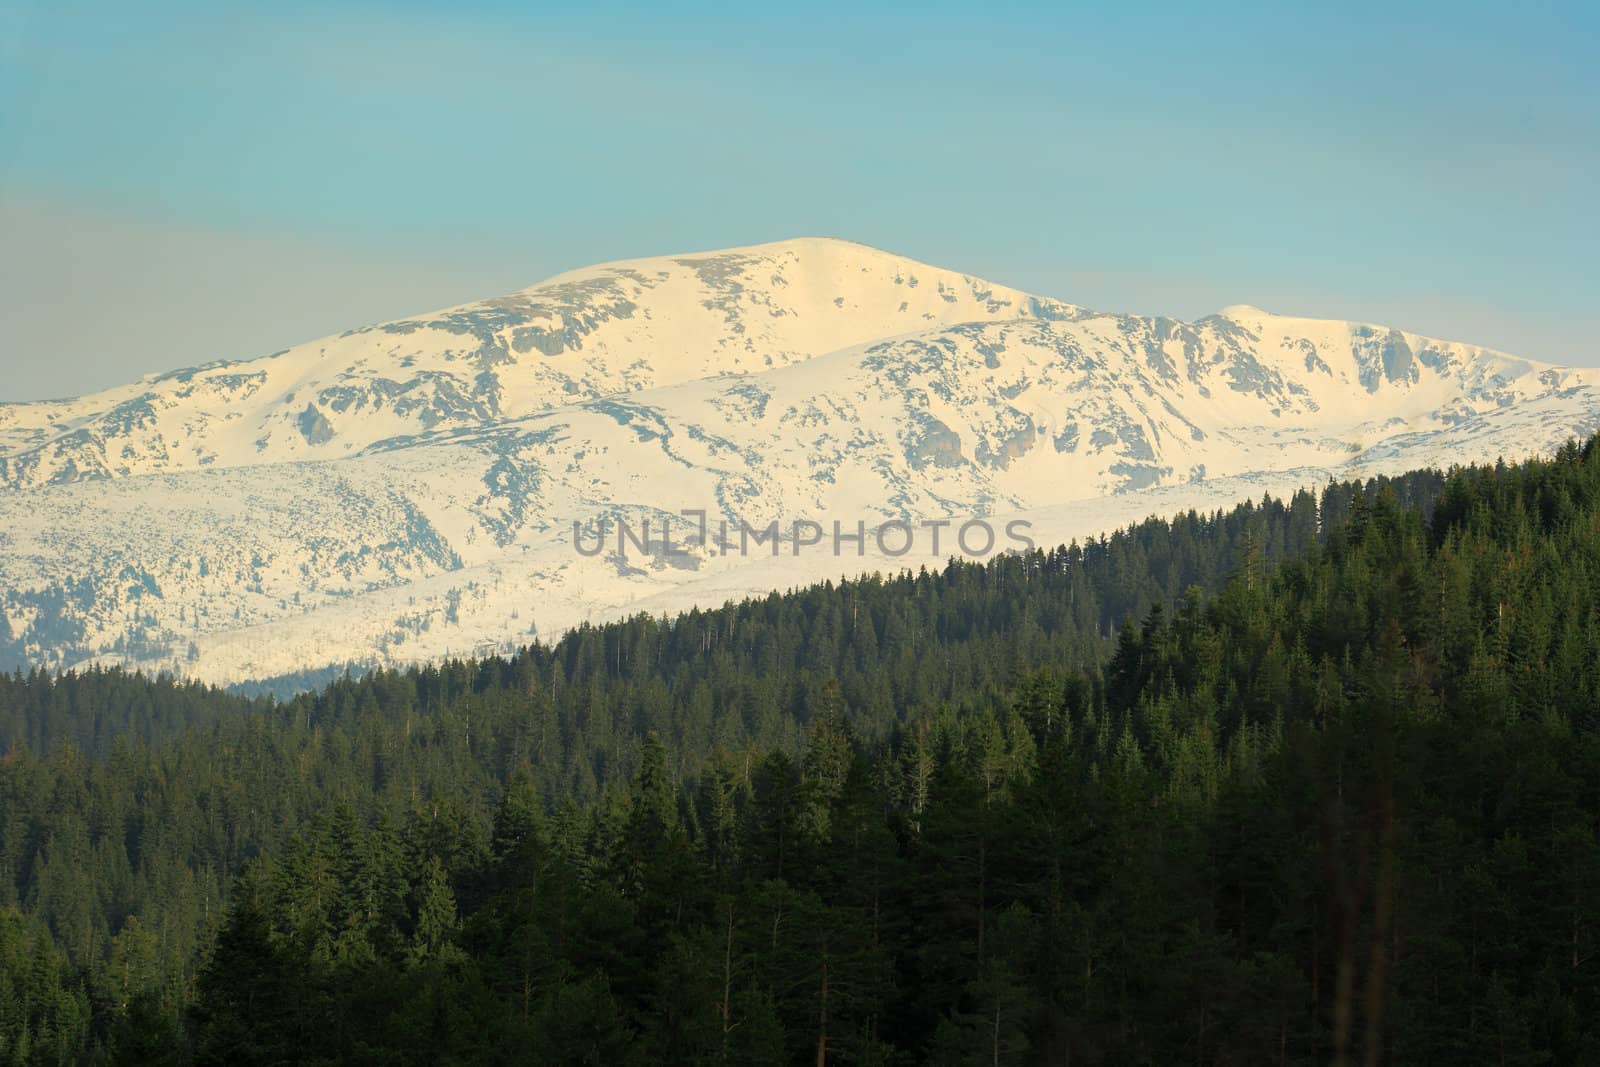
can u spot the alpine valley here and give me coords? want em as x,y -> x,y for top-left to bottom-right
2,237 -> 1596,687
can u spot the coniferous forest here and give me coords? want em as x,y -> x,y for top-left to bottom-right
4,440 -> 1600,1064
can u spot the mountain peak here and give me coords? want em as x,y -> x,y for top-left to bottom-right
1216,303 -> 1272,319
538,236 -> 990,295
0,238 -> 1085,489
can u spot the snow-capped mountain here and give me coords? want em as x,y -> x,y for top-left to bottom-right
0,239 -> 1083,490
2,238 -> 1596,685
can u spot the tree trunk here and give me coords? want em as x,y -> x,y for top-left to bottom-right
977,832 -> 987,963
722,901 -> 735,1049
1362,784 -> 1395,1067
815,936 -> 830,1067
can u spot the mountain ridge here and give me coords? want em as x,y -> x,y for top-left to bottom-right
1,239 -> 1595,684
0,237 -> 1087,490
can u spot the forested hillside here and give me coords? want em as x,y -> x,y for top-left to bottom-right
5,444 -> 1600,1063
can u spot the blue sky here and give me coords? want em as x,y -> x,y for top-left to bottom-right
2,0 -> 1596,400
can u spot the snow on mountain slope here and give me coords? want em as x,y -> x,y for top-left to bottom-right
0,240 -> 1596,685
0,238 -> 1084,490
